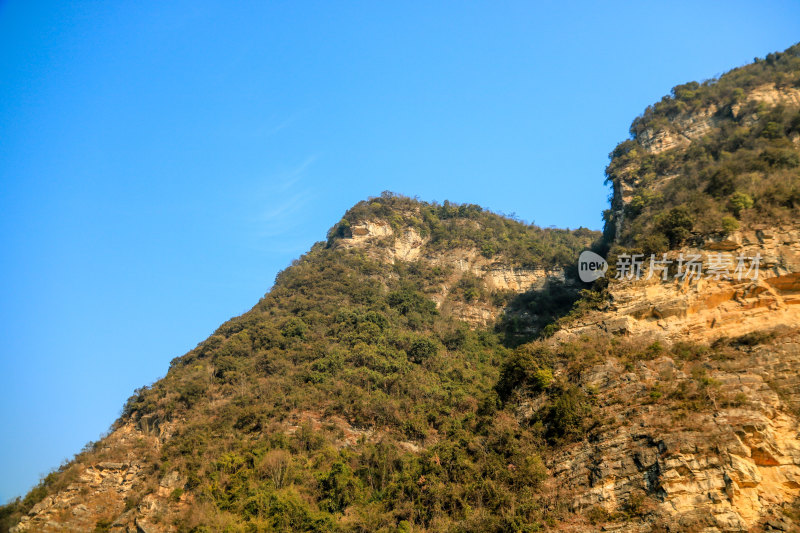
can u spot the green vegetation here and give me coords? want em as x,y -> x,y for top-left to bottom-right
606,44 -> 800,251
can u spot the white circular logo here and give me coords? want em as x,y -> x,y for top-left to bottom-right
578,250 -> 608,282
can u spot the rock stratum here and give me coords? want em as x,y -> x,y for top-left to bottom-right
4,45 -> 800,533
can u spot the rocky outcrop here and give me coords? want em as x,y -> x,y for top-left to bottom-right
560,226 -> 800,344
639,104 -> 721,155
545,335 -> 800,531
743,83 -> 800,109
551,74 -> 800,528
639,84 -> 800,156
333,217 -> 570,325
11,423 -> 189,533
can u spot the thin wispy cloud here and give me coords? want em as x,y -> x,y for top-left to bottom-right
256,108 -> 311,138
257,190 -> 313,222
278,155 -> 318,192
264,113 -> 300,137
245,155 -> 321,243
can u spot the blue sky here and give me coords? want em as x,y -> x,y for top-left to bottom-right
1,0 -> 798,502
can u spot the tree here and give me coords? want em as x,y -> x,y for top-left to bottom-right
407,337 -> 438,364
705,168 -> 736,198
259,449 -> 291,489
728,192 -> 753,218
657,206 -> 694,248
318,461 -> 361,513
721,216 -> 739,234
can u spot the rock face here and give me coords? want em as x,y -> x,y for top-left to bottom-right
559,225 -> 800,344
334,217 -> 571,326
10,424 -> 190,533
638,84 -> 800,156
544,336 -> 800,531
542,222 -> 800,530
639,104 -> 722,155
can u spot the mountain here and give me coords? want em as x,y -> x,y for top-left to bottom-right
2,195 -> 599,532
4,44 -> 800,532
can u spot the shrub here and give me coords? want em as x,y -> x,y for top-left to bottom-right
587,505 -> 611,525
387,288 -> 437,318
760,147 -> 800,168
541,384 -> 596,444
635,232 -> 669,255
318,461 -> 362,513
760,121 -> 783,139
531,368 -> 554,390
281,317 -> 309,339
407,337 -> 438,364
656,206 -> 694,248
495,345 -> 553,401
178,378 -> 207,407
721,216 -> 739,234
705,168 -> 736,197
621,490 -> 650,518
728,192 -> 754,217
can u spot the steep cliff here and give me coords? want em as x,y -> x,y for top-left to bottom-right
539,44 -> 800,531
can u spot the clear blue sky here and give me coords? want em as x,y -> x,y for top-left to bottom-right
1,0 -> 798,503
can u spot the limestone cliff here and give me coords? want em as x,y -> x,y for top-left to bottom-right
541,47 -> 800,531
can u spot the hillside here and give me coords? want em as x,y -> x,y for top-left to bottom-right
1,195 -> 599,532
4,44 -> 800,533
